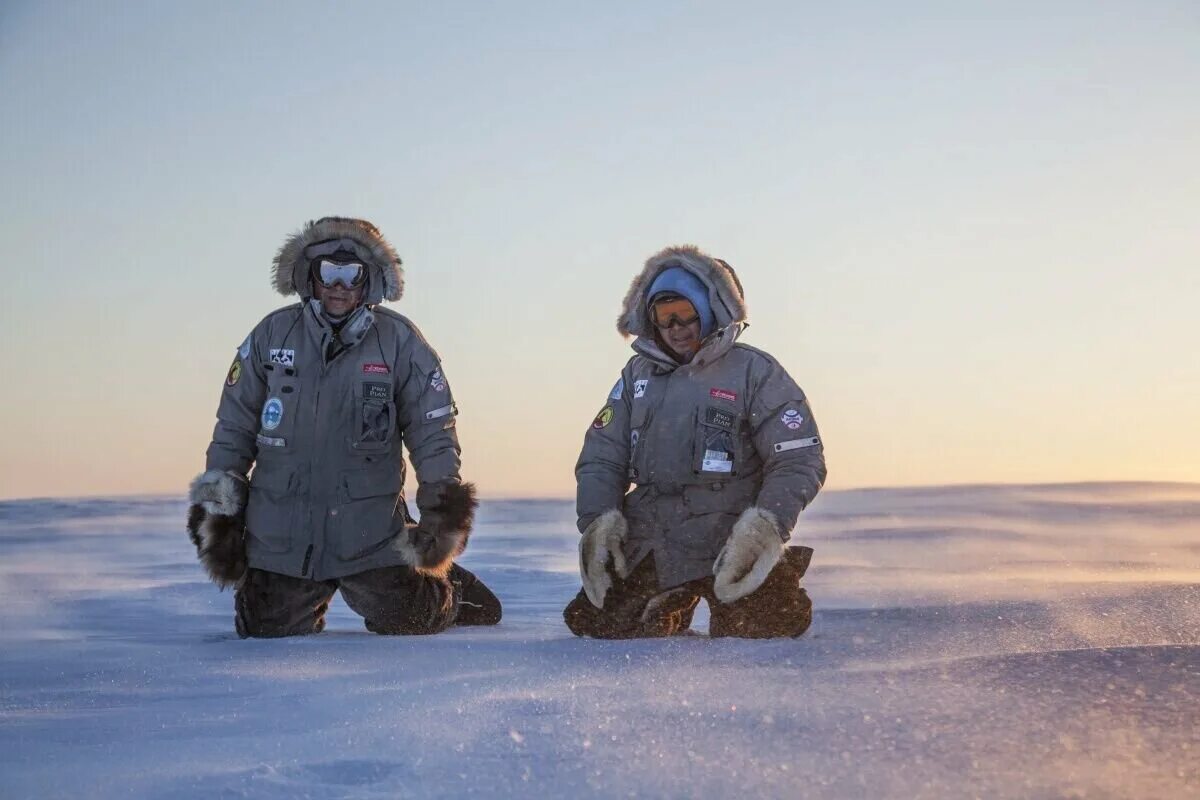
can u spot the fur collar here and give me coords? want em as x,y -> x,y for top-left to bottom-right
618,245 -> 746,338
272,216 -> 403,304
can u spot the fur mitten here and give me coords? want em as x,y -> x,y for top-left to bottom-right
186,470 -> 249,588
399,482 -> 478,576
713,507 -> 785,603
579,509 -> 629,608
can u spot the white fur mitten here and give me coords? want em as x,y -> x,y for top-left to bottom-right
713,507 -> 785,603
188,469 -> 248,517
579,509 -> 629,608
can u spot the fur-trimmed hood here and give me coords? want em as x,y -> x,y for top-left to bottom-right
618,245 -> 746,338
272,216 -> 403,304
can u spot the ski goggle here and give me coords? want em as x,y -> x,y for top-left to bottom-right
649,296 -> 700,329
311,259 -> 367,290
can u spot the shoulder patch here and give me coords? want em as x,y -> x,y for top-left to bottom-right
609,377 -> 625,400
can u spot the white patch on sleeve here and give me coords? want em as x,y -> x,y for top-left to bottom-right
425,403 -> 456,421
773,437 -> 820,453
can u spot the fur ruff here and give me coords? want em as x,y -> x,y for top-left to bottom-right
398,482 -> 478,576
713,507 -> 784,604
580,509 -> 629,608
272,216 -> 404,303
618,245 -> 747,338
186,504 -> 247,589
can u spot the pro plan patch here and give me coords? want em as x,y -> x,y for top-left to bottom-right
269,348 -> 295,367
781,409 -> 805,430
705,407 -> 735,430
430,369 -> 447,392
364,382 -> 391,401
592,406 -> 615,429
362,362 -> 389,375
710,388 -> 737,403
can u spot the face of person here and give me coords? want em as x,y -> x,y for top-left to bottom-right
650,295 -> 703,363
313,278 -> 365,317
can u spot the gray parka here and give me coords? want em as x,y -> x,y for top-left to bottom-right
204,218 -> 461,580
576,246 -> 827,589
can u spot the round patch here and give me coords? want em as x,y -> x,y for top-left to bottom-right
430,369 -> 447,392
592,406 -> 614,429
781,408 -> 804,430
225,359 -> 242,387
261,397 -> 284,431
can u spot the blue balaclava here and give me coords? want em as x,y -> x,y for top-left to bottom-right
647,267 -> 716,338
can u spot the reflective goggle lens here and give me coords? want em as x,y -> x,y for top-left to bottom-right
650,296 -> 699,329
314,259 -> 366,289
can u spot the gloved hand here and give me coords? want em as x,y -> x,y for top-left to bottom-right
712,506 -> 785,604
579,509 -> 629,608
400,481 -> 478,575
186,470 -> 249,588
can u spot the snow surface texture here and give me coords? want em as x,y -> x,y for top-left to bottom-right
1,483 -> 1198,799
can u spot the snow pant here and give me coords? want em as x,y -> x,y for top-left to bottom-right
235,562 -> 501,639
563,546 -> 813,639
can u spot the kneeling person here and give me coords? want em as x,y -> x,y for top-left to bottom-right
565,245 -> 826,638
188,216 -> 500,637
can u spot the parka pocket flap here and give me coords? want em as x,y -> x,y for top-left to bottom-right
249,468 -> 294,494
343,469 -> 403,500
683,482 -> 756,515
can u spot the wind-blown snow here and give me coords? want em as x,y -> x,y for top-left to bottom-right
1,484 -> 1197,798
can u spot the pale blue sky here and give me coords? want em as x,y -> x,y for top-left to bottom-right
1,1 -> 1197,499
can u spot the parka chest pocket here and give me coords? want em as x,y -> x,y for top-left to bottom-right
692,405 -> 744,479
352,380 -> 397,453
258,362 -> 301,450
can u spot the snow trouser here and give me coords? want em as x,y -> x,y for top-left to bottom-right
235,562 -> 500,638
563,546 -> 813,639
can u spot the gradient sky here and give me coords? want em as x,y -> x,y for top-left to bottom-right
1,1 -> 1196,500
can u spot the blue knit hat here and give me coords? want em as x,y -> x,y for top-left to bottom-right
647,267 -> 716,337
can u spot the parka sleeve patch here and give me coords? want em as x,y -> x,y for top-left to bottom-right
609,377 -> 625,400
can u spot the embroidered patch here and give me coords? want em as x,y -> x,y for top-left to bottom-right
238,335 -> 251,360
364,382 -> 390,401
261,397 -> 284,431
363,362 -> 389,375
609,377 -> 624,400
781,409 -> 804,430
225,358 -> 242,387
269,348 -> 295,367
702,449 -> 733,473
633,379 -> 648,399
630,429 -> 640,448
429,369 -> 447,392
710,388 -> 737,403
592,406 -> 614,429
705,407 -> 735,429
774,437 -> 820,453
256,434 -> 286,448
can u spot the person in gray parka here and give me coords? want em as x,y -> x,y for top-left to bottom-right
187,216 -> 501,637
564,245 -> 826,638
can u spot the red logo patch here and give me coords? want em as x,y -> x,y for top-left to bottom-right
363,363 -> 389,375
710,388 -> 737,402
